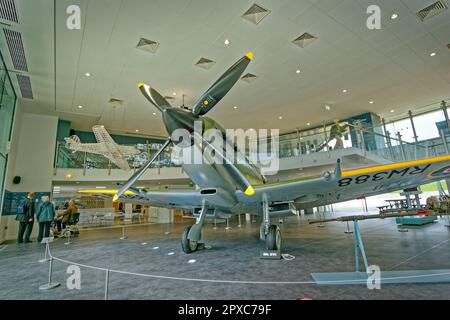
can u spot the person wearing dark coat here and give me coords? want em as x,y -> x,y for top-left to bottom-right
16,192 -> 35,243
36,196 -> 55,243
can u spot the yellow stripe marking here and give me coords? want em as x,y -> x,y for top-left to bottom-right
341,155 -> 450,177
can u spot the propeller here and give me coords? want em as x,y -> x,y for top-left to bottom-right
193,131 -> 254,196
113,139 -> 172,202
138,83 -> 172,111
191,52 -> 253,116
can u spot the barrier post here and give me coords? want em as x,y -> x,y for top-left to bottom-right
104,269 -> 110,300
39,257 -> 60,290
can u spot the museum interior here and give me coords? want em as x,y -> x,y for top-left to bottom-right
0,0 -> 450,301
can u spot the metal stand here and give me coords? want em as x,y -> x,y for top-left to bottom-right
237,214 -> 242,228
104,269 -> 110,300
39,257 -> 60,290
164,222 -> 171,235
317,209 -> 325,228
120,225 -> 127,240
353,220 -> 369,272
344,221 -> 353,234
39,237 -> 54,263
64,230 -> 72,245
225,218 -> 232,230
213,219 -> 217,230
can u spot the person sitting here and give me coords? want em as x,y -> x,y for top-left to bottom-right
55,200 -> 78,235
36,196 -> 55,243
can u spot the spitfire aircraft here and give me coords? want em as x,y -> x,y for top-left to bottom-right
113,52 -> 450,254
65,125 -> 140,171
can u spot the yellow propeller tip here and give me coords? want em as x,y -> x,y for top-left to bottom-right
244,186 -> 255,196
245,52 -> 254,60
112,194 -> 119,202
137,82 -> 145,88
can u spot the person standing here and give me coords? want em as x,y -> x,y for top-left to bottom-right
16,192 -> 35,243
36,196 -> 55,243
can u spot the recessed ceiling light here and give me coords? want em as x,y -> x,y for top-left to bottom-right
78,105 -> 83,109
152,112 -> 156,115
307,122 -> 311,126
390,13 -> 399,20
85,72 -> 91,77
66,173 -> 72,179
224,39 -> 230,45
278,116 -> 283,120
390,109 -> 395,113
369,101 -> 374,104
325,104 -> 331,111
233,105 -> 238,109
95,186 -> 106,189
172,92 -> 177,96
342,89 -> 347,93
430,52 -> 436,57
296,69 -> 301,74
135,129 -> 139,132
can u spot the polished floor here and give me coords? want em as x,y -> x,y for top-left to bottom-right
1,208 -> 450,300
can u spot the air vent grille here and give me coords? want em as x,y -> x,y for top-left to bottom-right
16,74 -> 33,99
241,73 -> 258,83
292,32 -> 317,48
108,98 -> 123,106
241,3 -> 271,25
195,57 -> 216,70
136,38 -> 160,53
416,1 -> 448,21
3,29 -> 28,71
0,0 -> 18,23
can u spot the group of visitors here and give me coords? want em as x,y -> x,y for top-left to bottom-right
16,192 -> 78,243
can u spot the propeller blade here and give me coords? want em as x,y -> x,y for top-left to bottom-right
138,83 -> 172,111
193,131 -> 255,196
192,52 -> 253,116
113,139 -> 172,201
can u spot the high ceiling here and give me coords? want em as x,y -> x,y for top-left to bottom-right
2,0 -> 450,136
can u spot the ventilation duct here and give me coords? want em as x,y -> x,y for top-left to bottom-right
416,1 -> 448,21
16,74 -> 33,99
292,33 -> 317,48
0,0 -> 18,23
241,3 -> 271,25
241,73 -> 258,83
3,29 -> 28,71
136,38 -> 160,53
195,57 -> 216,70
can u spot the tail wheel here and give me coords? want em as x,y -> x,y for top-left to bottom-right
181,225 -> 198,254
265,225 -> 282,251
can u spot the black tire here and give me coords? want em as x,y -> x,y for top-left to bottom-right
265,225 -> 282,251
181,225 -> 198,254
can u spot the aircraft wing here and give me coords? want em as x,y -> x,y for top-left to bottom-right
242,155 -> 450,209
118,145 -> 140,156
67,142 -> 109,155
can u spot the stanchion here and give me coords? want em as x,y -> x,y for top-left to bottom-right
344,221 -> 353,234
39,257 -> 60,290
444,215 -> 450,228
225,218 -> 232,230
64,230 -> 72,245
317,209 -> 325,228
120,225 -> 127,240
237,214 -> 242,228
104,269 -> 110,300
164,222 -> 171,235
213,219 -> 217,230
39,237 -> 54,263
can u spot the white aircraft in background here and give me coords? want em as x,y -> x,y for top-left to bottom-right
64,125 -> 140,171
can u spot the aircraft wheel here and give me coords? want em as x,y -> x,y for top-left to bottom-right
181,225 -> 198,254
265,225 -> 282,251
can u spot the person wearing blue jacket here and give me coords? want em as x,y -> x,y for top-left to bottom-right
35,196 -> 55,243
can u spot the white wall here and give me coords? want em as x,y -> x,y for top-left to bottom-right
0,111 -> 58,243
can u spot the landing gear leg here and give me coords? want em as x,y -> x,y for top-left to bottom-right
181,200 -> 206,254
262,195 -> 282,251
